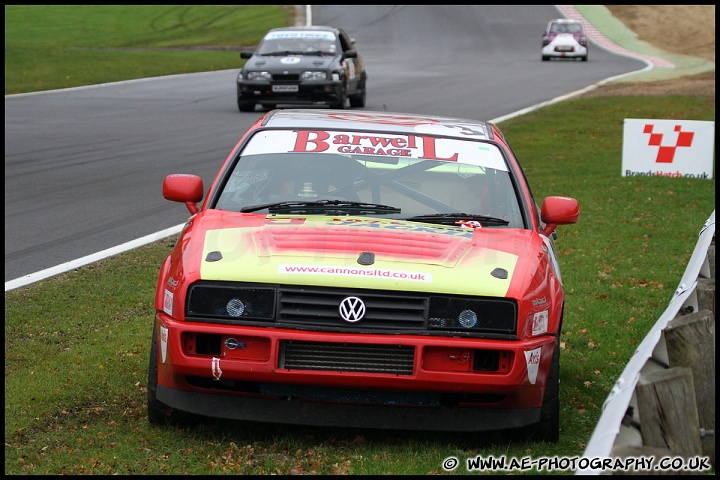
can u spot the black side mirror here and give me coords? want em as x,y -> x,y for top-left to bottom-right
240,51 -> 253,59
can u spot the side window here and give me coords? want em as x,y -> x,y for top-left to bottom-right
338,33 -> 353,52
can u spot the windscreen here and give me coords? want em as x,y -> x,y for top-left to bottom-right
214,129 -> 525,228
256,31 -> 338,55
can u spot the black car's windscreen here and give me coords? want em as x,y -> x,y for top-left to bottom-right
256,30 -> 338,56
214,129 -> 524,228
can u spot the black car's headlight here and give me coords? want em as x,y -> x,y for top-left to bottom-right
245,71 -> 271,81
300,71 -> 328,81
428,295 -> 517,335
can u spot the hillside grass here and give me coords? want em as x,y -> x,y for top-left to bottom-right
4,5 -> 294,94
4,4 -> 716,475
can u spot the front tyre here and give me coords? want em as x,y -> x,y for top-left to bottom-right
237,99 -> 256,112
147,323 -> 172,424
147,322 -> 195,426
527,333 -> 560,442
349,79 -> 366,108
331,85 -> 348,109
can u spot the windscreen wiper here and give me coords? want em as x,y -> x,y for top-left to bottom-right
266,50 -> 302,56
240,199 -> 401,215
402,213 -> 509,226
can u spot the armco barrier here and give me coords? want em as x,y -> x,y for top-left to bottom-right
577,210 -> 715,474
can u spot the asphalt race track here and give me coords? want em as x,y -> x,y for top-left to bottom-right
4,5 -> 646,285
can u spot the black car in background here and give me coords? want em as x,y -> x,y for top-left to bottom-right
236,26 -> 367,112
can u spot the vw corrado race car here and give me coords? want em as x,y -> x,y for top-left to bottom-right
148,109 -> 580,442
236,26 -> 367,112
542,18 -> 589,62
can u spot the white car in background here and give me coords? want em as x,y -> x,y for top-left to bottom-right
542,18 -> 589,62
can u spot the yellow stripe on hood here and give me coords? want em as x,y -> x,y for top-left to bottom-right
199,219 -> 518,296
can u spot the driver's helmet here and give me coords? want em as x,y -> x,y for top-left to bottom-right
319,39 -> 336,52
276,39 -> 293,51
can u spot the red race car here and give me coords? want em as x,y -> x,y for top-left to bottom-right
148,109 -> 579,442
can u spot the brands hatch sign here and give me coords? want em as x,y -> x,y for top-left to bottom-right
622,119 -> 714,179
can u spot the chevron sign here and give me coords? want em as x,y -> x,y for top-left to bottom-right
622,119 -> 714,179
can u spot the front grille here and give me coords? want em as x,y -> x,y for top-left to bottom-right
278,286 -> 428,329
185,282 -> 516,337
279,340 -> 415,375
272,73 -> 300,82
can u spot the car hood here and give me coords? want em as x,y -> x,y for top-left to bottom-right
547,33 -> 583,45
244,55 -> 337,71
185,212 -> 545,298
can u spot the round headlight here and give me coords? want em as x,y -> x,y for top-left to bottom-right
458,309 -> 478,328
226,298 -> 247,317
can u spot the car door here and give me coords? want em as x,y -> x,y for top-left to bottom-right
338,30 -> 360,93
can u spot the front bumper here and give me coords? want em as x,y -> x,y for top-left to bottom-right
157,384 -> 540,431
153,314 -> 556,431
542,43 -> 588,58
237,80 -> 344,106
